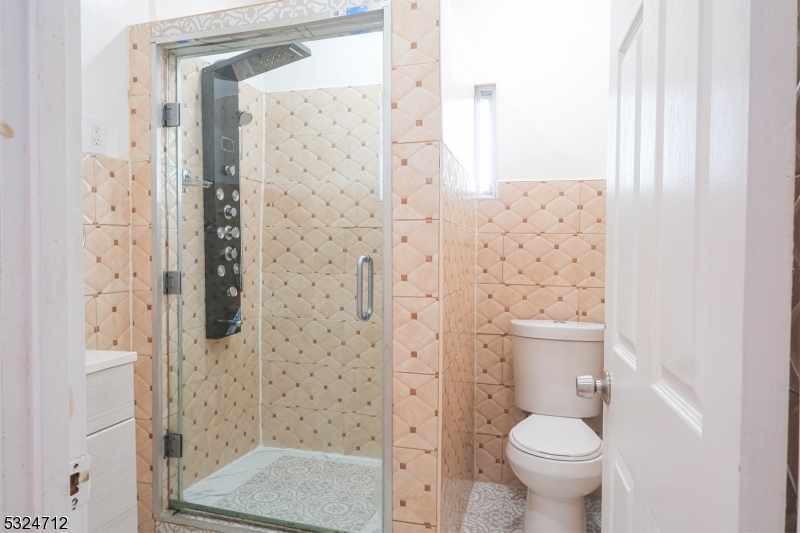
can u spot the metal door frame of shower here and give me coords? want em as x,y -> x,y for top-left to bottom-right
149,5 -> 393,532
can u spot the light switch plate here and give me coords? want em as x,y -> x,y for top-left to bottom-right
83,115 -> 106,155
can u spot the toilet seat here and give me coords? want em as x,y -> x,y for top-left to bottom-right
509,414 -> 602,462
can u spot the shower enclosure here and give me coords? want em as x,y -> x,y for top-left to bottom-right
154,12 -> 390,532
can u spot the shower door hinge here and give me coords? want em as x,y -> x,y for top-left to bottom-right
163,270 -> 182,295
163,433 -> 183,459
162,102 -> 181,127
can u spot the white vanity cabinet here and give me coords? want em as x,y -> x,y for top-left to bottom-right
85,350 -> 139,533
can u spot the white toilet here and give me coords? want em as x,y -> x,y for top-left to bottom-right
505,319 -> 604,533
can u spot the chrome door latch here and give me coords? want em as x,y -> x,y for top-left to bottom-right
576,370 -> 611,405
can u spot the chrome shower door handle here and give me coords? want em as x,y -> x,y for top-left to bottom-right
356,254 -> 373,321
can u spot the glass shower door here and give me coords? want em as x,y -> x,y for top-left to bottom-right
163,35 -> 386,533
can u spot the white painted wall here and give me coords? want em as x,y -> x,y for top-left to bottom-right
148,0 -> 264,21
441,0 -> 475,177
451,0 -> 610,182
261,33 -> 383,93
204,33 -> 383,94
81,0 -> 149,158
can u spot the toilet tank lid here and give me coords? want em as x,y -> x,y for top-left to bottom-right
510,320 -> 604,341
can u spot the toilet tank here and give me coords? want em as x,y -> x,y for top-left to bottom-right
511,320 -> 604,418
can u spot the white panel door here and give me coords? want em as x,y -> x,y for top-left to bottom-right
603,1 -> 796,531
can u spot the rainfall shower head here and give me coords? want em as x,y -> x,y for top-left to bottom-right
209,43 -> 312,82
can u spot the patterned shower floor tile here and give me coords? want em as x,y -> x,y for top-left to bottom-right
461,482 -> 601,533
183,446 -> 381,533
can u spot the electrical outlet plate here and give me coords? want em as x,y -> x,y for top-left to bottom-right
83,115 -> 106,155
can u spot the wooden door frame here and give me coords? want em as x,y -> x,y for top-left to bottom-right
0,0 -> 86,526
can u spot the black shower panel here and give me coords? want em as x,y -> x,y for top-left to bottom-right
200,44 -> 311,339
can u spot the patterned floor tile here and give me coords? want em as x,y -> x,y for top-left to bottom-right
214,455 -> 379,532
460,482 -> 601,533
184,446 -> 381,533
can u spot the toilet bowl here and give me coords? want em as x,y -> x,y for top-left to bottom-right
506,320 -> 605,533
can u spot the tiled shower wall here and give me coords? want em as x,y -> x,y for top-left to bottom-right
82,145 -> 156,529
474,180 -> 607,487
439,146 -> 477,532
176,57 -> 262,488
260,85 -> 384,458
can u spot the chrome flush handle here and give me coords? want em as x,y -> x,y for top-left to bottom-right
576,370 -> 611,405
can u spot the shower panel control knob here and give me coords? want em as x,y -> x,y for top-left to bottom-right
223,165 -> 236,176
225,226 -> 240,239
217,227 -> 225,239
223,247 -> 237,261
227,287 -> 238,297
231,190 -> 240,201
223,205 -> 237,219
232,263 -> 240,275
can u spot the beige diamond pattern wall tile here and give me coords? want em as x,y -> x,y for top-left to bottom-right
393,446 -> 438,525
131,225 -> 152,291
132,290 -> 152,356
579,287 -> 605,323
393,220 -> 439,297
265,134 -> 349,182
261,404 -> 343,453
264,361 -> 353,413
501,335 -> 514,387
180,218 -> 205,277
272,180 -> 361,228
475,434 -> 503,484
354,179 -> 383,228
336,320 -> 382,369
264,272 -> 375,321
502,234 -> 605,287
476,284 -> 579,335
475,384 -> 524,437
476,233 -> 503,284
240,177 -> 264,226
85,296 -> 98,349
133,355 -> 153,421
131,160 -> 151,226
135,418 -> 153,484
96,292 -> 131,350
349,132 -> 381,181
130,95 -> 151,161
475,334 -> 503,385
93,155 -> 131,226
483,181 -> 582,234
349,368 -> 382,416
343,413 -> 382,457
346,227 -> 383,273
180,104 -> 203,169
262,317 -> 341,366
392,0 -> 440,66
84,225 -> 131,296
476,196 -> 506,234
393,298 -> 439,375
580,180 -> 606,233
393,372 -> 438,450
393,142 -> 440,221
392,63 -> 441,143
262,227 -> 347,274
129,28 -> 151,97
